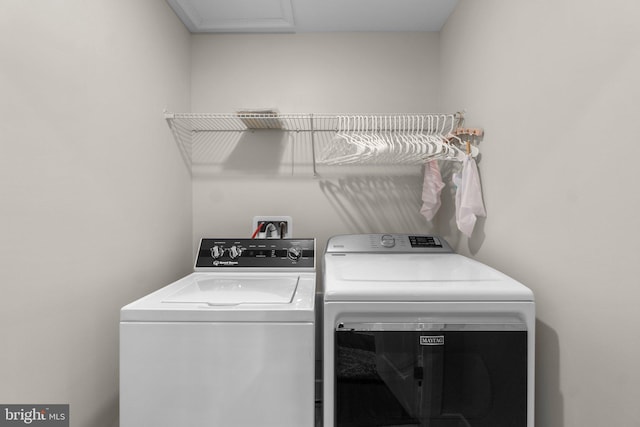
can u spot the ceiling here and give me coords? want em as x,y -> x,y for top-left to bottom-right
166,0 -> 459,33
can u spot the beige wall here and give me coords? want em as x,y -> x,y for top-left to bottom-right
190,32 -> 443,259
441,1 -> 640,425
191,32 -> 441,113
0,1 -> 192,426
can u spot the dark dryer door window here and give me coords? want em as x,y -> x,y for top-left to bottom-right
335,325 -> 527,427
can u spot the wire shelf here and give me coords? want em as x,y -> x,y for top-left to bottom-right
164,112 -> 465,175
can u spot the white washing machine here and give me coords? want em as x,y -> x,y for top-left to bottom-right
323,234 -> 535,427
120,238 -> 316,427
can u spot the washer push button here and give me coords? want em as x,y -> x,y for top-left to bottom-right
380,234 -> 396,248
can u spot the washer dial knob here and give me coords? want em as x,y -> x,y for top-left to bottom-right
287,246 -> 302,262
228,245 -> 242,259
210,245 -> 224,259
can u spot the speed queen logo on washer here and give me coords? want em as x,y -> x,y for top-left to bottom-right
420,335 -> 445,346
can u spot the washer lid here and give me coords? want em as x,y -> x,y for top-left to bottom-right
323,253 -> 533,302
163,277 -> 299,305
121,272 -> 316,322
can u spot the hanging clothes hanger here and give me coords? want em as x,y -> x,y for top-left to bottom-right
328,115 -> 362,165
320,113 -> 481,166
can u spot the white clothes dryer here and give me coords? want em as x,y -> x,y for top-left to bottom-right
120,238 -> 316,427
322,234 -> 535,427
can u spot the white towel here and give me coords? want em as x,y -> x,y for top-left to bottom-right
420,160 -> 445,221
453,155 -> 486,237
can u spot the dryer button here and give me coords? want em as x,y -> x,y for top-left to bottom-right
380,234 -> 396,248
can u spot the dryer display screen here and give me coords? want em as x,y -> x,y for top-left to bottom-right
409,236 -> 443,248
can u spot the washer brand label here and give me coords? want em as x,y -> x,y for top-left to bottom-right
1,405 -> 68,426
420,335 -> 445,346
212,261 -> 239,266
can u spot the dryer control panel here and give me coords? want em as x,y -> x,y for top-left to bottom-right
195,238 -> 315,269
325,234 -> 453,253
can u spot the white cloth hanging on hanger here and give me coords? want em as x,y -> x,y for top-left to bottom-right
453,155 -> 486,237
420,160 -> 445,221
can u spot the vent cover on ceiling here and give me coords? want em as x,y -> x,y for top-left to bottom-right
166,0 -> 295,33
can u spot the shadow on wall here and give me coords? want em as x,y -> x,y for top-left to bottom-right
536,320 -> 564,427
316,161 -> 490,244
318,174 -> 433,233
189,127 -> 489,250
223,130 -> 288,174
191,130 -> 301,177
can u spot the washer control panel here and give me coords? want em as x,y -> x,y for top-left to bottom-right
325,234 -> 453,253
195,238 -> 315,269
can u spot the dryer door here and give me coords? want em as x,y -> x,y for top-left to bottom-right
334,323 -> 527,427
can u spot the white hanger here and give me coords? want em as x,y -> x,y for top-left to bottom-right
324,113 -> 480,166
